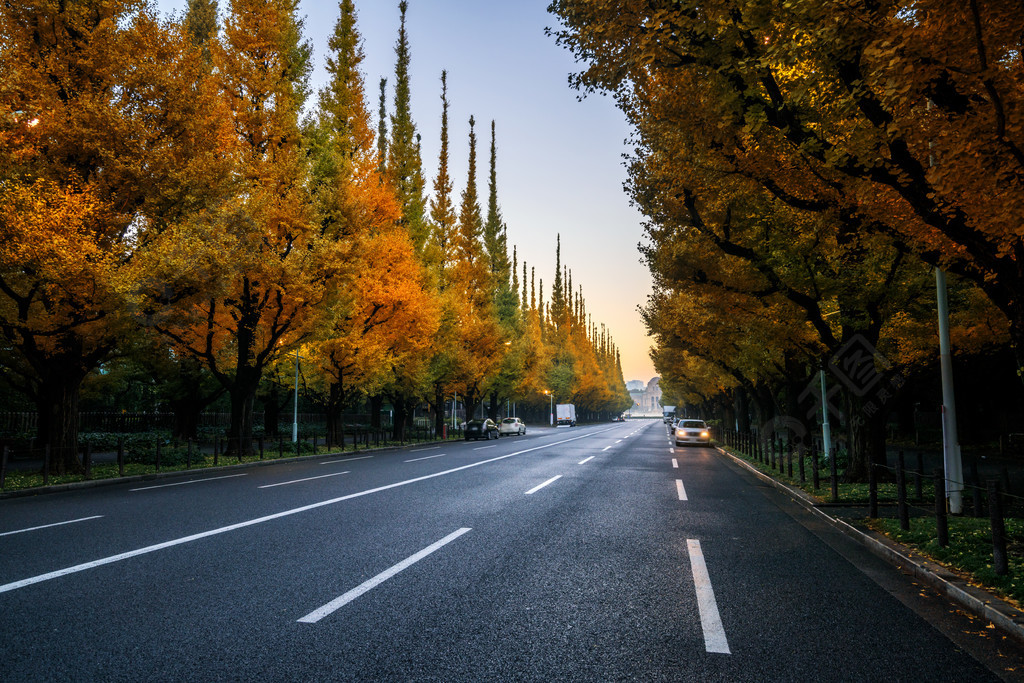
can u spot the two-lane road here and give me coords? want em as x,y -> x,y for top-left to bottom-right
0,421 -> 1014,680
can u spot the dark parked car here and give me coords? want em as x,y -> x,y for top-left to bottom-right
465,418 -> 500,441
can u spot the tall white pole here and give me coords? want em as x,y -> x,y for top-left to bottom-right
820,369 -> 831,461
936,268 -> 964,513
292,349 -> 299,443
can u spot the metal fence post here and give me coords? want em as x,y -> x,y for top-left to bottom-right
915,451 -> 924,503
897,451 -> 909,531
934,468 -> 948,547
868,463 -> 878,519
84,443 -> 92,481
988,480 -> 1009,576
830,448 -> 839,503
117,437 -> 124,477
798,440 -> 806,483
812,442 -> 820,491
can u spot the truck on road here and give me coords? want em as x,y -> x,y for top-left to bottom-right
662,405 -> 676,423
556,403 -> 577,427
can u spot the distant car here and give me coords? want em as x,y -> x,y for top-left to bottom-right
499,417 -> 526,436
675,419 -> 711,446
465,418 -> 500,441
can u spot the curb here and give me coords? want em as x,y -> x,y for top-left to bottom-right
715,444 -> 1024,645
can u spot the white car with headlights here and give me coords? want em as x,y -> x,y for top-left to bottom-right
675,419 -> 711,446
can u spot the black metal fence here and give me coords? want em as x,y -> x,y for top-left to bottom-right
715,426 -> 1022,580
0,422 -> 459,491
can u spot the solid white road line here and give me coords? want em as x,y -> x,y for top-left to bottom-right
298,528 -> 472,624
676,479 -> 688,501
0,516 -> 104,538
404,453 -> 447,463
525,475 -> 562,495
578,456 -> 595,465
672,459 -> 679,469
257,472 -> 350,489
321,456 -> 373,465
130,474 -> 248,492
0,431 -> 601,595
687,539 -> 731,654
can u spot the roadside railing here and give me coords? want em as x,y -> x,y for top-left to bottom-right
712,426 -> 1023,603
0,424 -> 457,493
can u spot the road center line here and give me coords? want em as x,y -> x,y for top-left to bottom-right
601,445 -> 612,452
676,479 -> 688,501
409,446 -> 441,453
0,516 -> 104,538
130,474 -> 248,492
258,472 -> 350,489
525,475 -> 562,495
0,430 -> 603,595
473,445 -> 497,450
687,539 -> 731,654
298,528 -> 472,624
672,459 -> 679,469
578,456 -> 595,465
404,453 -> 447,463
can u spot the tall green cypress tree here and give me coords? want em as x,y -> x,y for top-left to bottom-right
550,234 -> 565,329
184,0 -> 218,65
428,70 -> 456,282
484,120 -> 509,282
387,0 -> 428,252
376,77 -> 388,178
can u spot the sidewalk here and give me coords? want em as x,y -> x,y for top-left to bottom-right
716,444 -> 1024,645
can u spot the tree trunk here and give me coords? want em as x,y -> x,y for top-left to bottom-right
843,389 -> 889,481
227,371 -> 259,457
326,377 -> 345,449
431,384 -> 446,437
488,391 -> 500,421
463,387 -> 481,424
370,395 -> 383,430
35,368 -> 87,474
392,397 -> 408,441
264,383 -> 281,437
734,388 -> 750,433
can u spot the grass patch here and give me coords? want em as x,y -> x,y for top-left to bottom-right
868,516 -> 1024,608
724,444 -> 1024,608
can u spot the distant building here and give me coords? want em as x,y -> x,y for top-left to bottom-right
627,377 -> 662,415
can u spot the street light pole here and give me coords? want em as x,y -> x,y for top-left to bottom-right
292,349 -> 301,443
936,269 -> 964,513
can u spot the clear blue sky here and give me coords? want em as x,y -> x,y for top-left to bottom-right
155,0 -> 658,384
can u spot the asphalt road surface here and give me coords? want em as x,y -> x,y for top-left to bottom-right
2,421 -> 1021,681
